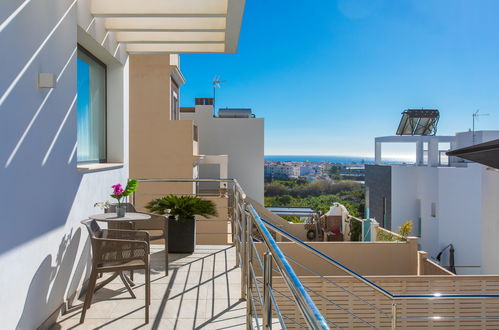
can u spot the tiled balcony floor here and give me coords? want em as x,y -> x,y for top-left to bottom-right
53,245 -> 246,329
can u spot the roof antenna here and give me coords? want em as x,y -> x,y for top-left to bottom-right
212,75 -> 226,116
472,110 -> 490,144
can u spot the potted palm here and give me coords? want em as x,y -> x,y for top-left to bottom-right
146,195 -> 218,253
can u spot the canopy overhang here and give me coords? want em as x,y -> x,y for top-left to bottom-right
90,0 -> 246,54
446,139 -> 499,169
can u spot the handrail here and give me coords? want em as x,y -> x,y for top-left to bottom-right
262,218 -> 499,300
131,177 -> 330,328
246,204 -> 330,329
132,177 -> 246,198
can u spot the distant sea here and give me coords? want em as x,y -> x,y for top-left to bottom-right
264,155 -> 411,164
264,155 -> 374,163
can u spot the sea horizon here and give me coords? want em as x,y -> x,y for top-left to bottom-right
265,155 -> 413,164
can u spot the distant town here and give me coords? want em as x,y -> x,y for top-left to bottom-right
264,159 -> 367,183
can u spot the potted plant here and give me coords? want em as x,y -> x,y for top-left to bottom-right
146,195 -> 218,253
110,179 -> 138,217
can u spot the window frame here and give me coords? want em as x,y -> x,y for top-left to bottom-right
171,89 -> 179,120
77,44 -> 108,164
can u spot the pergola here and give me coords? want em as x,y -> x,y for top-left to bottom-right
447,139 -> 499,169
90,0 -> 246,54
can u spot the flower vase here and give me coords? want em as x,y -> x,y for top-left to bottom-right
116,205 -> 126,218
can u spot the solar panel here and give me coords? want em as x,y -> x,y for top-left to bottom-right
396,109 -> 439,136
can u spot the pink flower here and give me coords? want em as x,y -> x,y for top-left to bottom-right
112,184 -> 124,197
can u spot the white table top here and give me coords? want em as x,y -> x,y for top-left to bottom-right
89,212 -> 151,222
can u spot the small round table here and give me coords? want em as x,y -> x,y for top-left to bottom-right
89,212 -> 151,223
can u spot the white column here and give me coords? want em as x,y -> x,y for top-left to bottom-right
375,142 -> 382,164
428,138 -> 439,167
219,156 -> 228,189
416,140 -> 423,165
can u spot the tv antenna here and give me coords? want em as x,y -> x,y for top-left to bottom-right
472,110 -> 490,144
212,75 -> 226,113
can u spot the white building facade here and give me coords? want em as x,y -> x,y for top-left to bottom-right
181,99 -> 264,204
0,1 -> 246,328
366,130 -> 499,275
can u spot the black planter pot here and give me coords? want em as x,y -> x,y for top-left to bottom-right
168,216 -> 196,253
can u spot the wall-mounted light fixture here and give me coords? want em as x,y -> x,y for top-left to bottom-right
38,73 -> 56,88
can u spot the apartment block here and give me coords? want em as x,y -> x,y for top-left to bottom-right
180,98 -> 264,204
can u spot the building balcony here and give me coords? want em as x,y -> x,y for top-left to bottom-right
50,179 -> 499,329
54,245 -> 245,329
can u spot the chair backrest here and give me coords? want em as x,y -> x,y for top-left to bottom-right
81,219 -> 101,238
133,213 -> 167,230
81,219 -> 103,260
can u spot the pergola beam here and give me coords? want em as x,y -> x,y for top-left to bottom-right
115,31 -> 225,43
126,43 -> 225,54
105,17 -> 226,31
91,0 -> 228,16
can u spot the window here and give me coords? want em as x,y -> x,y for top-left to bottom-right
77,47 -> 106,163
171,90 -> 179,120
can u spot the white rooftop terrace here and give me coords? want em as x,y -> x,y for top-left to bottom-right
375,130 -> 499,167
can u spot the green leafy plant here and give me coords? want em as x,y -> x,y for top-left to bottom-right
124,179 -> 138,197
376,229 -> 400,242
110,179 -> 138,206
146,195 -> 218,219
349,218 -> 362,241
397,220 -> 413,238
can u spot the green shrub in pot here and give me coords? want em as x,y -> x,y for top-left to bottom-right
146,195 -> 217,253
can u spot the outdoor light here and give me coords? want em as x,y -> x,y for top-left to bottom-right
38,73 -> 56,88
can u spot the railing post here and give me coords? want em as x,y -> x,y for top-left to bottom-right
234,189 -> 241,267
231,183 -> 237,250
240,206 -> 247,300
391,302 -> 397,330
246,210 -> 253,329
263,252 -> 273,329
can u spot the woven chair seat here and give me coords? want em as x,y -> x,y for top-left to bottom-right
98,259 -> 146,271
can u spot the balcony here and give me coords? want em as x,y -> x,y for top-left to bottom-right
52,179 -> 499,329
54,245 -> 246,329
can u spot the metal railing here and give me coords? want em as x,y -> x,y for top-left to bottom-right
262,219 -> 499,329
132,178 -> 499,329
132,178 -> 330,329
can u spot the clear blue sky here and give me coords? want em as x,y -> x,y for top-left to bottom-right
180,0 -> 499,157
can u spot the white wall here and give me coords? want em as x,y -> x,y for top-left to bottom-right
391,166 -> 422,232
0,1 -> 129,328
182,105 -> 264,204
480,168 -> 499,274
391,164 -> 487,274
437,165 -> 483,274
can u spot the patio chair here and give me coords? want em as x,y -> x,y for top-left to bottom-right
132,213 -> 169,276
80,219 -> 151,324
106,204 -> 169,275
107,203 -> 169,275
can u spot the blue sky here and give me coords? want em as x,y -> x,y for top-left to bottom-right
180,0 -> 499,157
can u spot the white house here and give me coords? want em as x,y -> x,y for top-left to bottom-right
366,130 -> 499,275
181,99 -> 264,204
